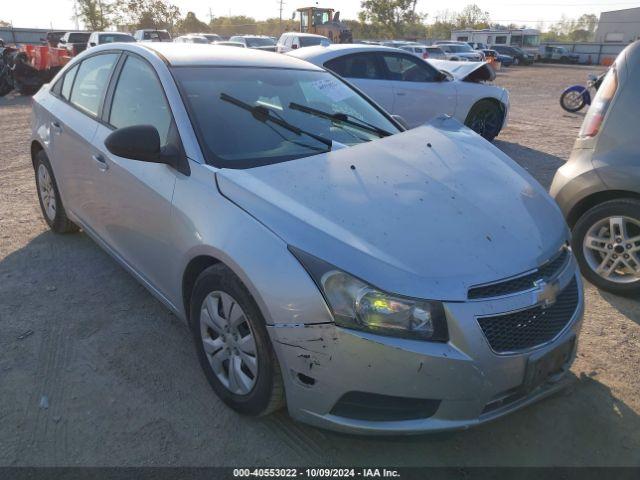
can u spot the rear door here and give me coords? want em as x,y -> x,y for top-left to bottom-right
47,53 -> 120,227
90,53 -> 184,295
324,52 -> 394,113
378,51 -> 456,127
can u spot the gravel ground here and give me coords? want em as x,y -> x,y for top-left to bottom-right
0,63 -> 639,467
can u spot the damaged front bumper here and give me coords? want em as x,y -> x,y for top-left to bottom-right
267,269 -> 584,435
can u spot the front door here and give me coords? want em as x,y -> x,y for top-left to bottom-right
324,52 -> 395,113
90,53 -> 183,296
378,52 -> 457,128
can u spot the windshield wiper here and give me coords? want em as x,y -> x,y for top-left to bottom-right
288,102 -> 392,138
220,93 -> 332,150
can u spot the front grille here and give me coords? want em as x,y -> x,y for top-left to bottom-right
477,277 -> 579,353
468,248 -> 569,300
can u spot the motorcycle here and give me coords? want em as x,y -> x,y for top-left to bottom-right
560,72 -> 606,113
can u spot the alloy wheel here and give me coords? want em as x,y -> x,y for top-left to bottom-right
562,90 -> 585,110
583,216 -> 640,283
199,291 -> 258,395
37,163 -> 57,221
468,107 -> 500,139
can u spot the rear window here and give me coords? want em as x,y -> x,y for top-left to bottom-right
99,33 -> 135,44
245,37 -> 276,47
143,31 -> 171,41
68,33 -> 90,43
299,37 -> 327,47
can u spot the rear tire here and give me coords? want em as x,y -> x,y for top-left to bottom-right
572,199 -> 640,296
34,150 -> 79,234
465,99 -> 503,142
189,264 -> 285,416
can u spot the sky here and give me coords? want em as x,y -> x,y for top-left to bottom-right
2,0 -> 639,30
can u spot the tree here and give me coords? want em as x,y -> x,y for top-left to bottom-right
77,0 -> 115,30
115,0 -> 181,31
176,11 -> 209,34
455,4 -> 490,29
359,0 -> 424,38
0,20 -> 11,27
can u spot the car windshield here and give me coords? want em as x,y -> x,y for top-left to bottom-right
443,44 -> 472,53
246,37 -> 276,47
144,31 -> 170,41
172,67 -> 400,168
203,35 -> 220,42
99,34 -> 134,43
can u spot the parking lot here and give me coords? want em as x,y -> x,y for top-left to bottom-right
1,63 -> 639,467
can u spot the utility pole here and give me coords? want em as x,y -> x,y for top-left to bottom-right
278,0 -> 285,34
209,7 -> 214,23
73,0 -> 80,30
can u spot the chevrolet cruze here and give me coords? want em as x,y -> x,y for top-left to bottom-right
30,42 -> 584,434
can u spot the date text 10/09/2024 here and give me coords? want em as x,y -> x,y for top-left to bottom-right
233,469 -> 401,478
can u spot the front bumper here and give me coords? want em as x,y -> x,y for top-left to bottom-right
269,262 -> 584,435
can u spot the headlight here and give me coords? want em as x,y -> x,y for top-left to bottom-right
289,247 -> 448,341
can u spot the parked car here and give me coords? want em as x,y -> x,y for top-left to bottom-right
550,41 -> 639,295
483,49 -> 513,67
437,43 -> 484,62
399,44 -> 430,60
174,35 -> 210,44
229,35 -> 277,52
289,44 -> 509,141
195,33 -> 222,43
214,41 -> 245,48
276,32 -> 330,53
57,31 -> 91,56
43,31 -> 66,48
539,45 -> 579,64
133,29 -> 172,42
87,32 -> 135,49
31,42 -> 583,434
491,45 -> 534,65
423,46 -> 447,60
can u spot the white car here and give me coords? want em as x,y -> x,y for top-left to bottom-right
174,35 -> 210,44
288,44 -> 509,141
276,32 -> 331,53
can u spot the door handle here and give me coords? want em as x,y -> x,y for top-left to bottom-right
51,121 -> 63,133
91,154 -> 109,171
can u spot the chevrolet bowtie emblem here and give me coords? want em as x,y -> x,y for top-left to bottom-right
534,279 -> 560,308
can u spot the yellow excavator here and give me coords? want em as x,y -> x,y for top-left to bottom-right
294,7 -> 353,43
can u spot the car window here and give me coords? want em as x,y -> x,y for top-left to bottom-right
381,53 -> 437,82
59,64 -> 78,99
324,53 -> 384,80
69,54 -> 118,115
69,33 -> 90,43
109,55 -> 172,146
99,33 -> 134,44
299,36 -> 324,47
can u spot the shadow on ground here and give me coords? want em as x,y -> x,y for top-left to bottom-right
0,92 -> 33,107
494,140 -> 565,189
1,231 -> 639,466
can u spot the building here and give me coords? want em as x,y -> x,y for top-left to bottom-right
595,7 -> 640,43
450,28 -> 540,54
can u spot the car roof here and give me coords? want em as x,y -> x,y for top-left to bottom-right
281,31 -> 328,38
98,42 -> 324,69
287,43 -> 402,62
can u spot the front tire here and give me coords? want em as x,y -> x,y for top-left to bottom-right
465,99 -> 503,142
189,264 -> 285,416
34,150 -> 79,233
572,199 -> 640,296
560,89 -> 586,112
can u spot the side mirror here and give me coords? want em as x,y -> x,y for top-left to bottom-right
291,44 -> 299,50
105,125 -> 163,163
391,115 -> 409,130
89,42 -> 96,47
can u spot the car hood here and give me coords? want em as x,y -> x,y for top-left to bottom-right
428,59 -> 496,82
216,121 -> 568,301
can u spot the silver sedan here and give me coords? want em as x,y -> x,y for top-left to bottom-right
30,42 -> 583,434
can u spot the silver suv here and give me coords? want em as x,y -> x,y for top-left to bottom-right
551,41 -> 640,296
31,42 -> 583,434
